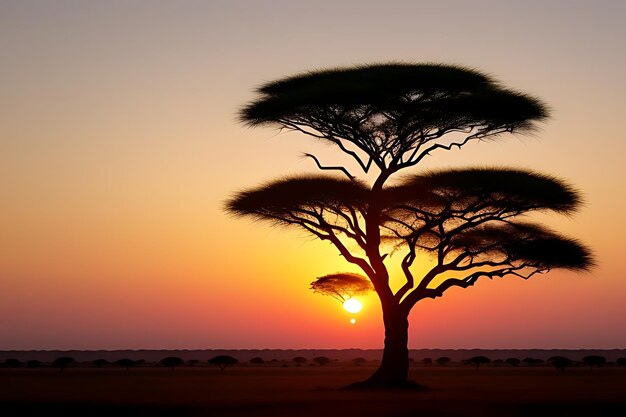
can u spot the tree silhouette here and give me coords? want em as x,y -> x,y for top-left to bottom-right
293,357 -> 307,366
228,63 -> 593,388
249,357 -> 265,364
467,356 -> 491,369
4,359 -> 21,368
160,356 -> 184,371
312,356 -> 331,366
435,357 -> 451,366
26,360 -> 42,368
310,273 -> 373,302
582,355 -> 606,370
52,357 -> 75,371
548,356 -> 573,371
353,357 -> 368,366
208,355 -> 238,371
115,358 -> 136,371
93,359 -> 109,368
522,357 -> 542,367
505,358 -> 521,367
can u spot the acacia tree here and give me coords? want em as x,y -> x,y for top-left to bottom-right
310,272 -> 373,302
226,64 -> 593,388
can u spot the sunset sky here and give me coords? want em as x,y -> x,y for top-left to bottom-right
1,0 -> 625,350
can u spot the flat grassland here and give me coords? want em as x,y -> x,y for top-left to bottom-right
1,366 -> 625,416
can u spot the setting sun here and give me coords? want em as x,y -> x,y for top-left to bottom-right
343,298 -> 363,314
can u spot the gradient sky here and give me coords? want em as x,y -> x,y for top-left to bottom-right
1,0 -> 625,350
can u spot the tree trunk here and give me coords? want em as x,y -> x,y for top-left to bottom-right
347,306 -> 425,389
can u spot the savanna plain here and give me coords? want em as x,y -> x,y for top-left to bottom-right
2,364 -> 625,417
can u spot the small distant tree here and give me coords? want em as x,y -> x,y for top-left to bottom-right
352,357 -> 367,366
208,355 -> 238,371
616,358 -> 626,367
115,359 -> 136,371
249,357 -> 264,364
188,359 -> 199,367
505,358 -> 521,367
93,359 -> 109,368
522,357 -> 541,367
435,357 -> 451,366
4,359 -> 21,368
310,273 -> 373,302
582,355 -> 606,370
468,356 -> 491,369
26,360 -> 42,368
548,356 -> 573,371
421,358 -> 433,365
52,357 -> 75,371
160,357 -> 184,371
313,356 -> 331,366
293,357 -> 307,366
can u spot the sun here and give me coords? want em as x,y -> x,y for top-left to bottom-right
343,298 -> 363,314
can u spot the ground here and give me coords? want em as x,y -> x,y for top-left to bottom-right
1,365 -> 625,416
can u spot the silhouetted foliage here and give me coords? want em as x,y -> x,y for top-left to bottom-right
435,357 -> 451,366
353,357 -> 367,366
548,356 -> 573,371
522,357 -> 542,367
468,356 -> 491,369
505,358 -> 521,367
421,358 -> 433,365
312,356 -> 331,366
52,357 -> 75,371
616,358 -> 626,366
310,273 -> 373,302
93,359 -> 109,368
249,357 -> 264,364
115,359 -> 136,371
160,357 -> 184,370
582,355 -> 606,369
208,355 -> 238,371
228,63 -> 593,388
26,360 -> 42,368
293,357 -> 307,366
4,359 -> 21,368
187,359 -> 199,367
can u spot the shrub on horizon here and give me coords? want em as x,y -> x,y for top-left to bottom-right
4,359 -> 21,368
352,357 -> 367,366
52,357 -> 75,371
435,357 -> 451,366
313,356 -> 331,366
505,358 -> 521,367
208,355 -> 238,371
160,356 -> 184,370
548,356 -> 573,371
467,356 -> 491,369
582,355 -> 606,370
115,359 -> 136,371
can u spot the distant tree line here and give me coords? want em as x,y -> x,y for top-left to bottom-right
2,355 -> 625,371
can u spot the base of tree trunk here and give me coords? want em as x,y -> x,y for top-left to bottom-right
342,379 -> 428,390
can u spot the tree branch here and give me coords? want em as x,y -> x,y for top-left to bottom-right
303,153 -> 354,180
